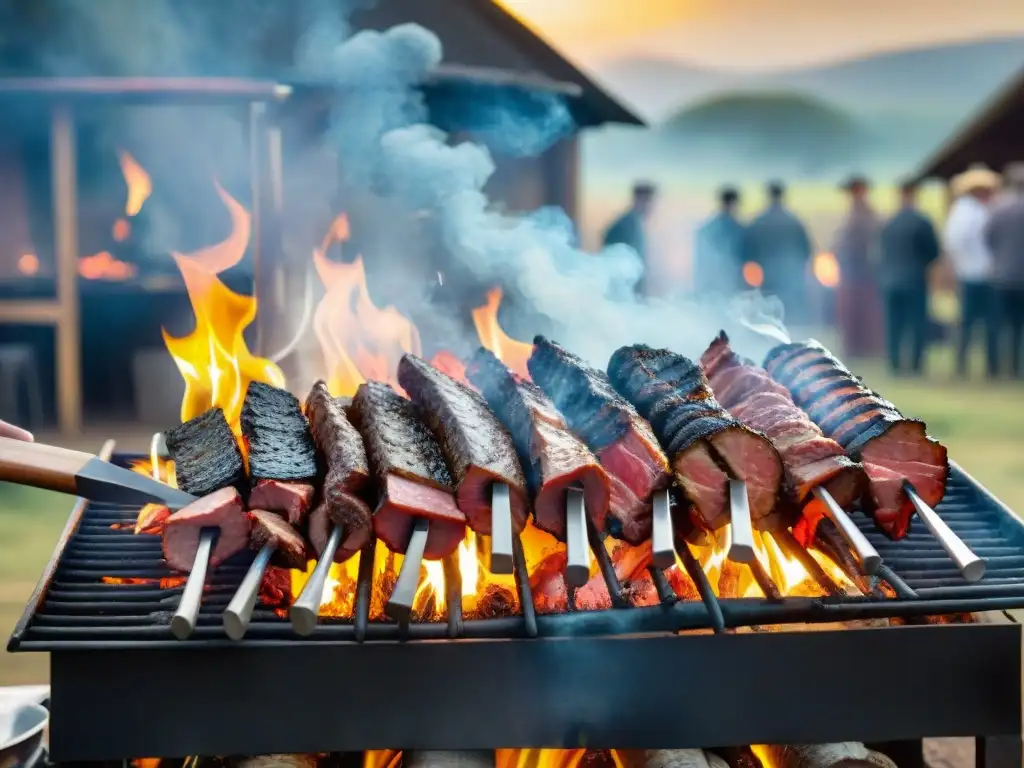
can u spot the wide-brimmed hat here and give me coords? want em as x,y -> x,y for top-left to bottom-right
951,165 -> 1001,196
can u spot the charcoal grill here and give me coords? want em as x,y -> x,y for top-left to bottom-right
7,446 -> 1024,763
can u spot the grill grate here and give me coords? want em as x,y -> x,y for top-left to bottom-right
9,457 -> 1024,650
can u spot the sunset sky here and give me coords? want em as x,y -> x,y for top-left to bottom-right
496,0 -> 1024,71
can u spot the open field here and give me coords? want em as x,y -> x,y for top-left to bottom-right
1,342 -> 1023,684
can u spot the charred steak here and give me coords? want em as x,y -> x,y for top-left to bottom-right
398,353 -> 529,536
165,408 -> 246,497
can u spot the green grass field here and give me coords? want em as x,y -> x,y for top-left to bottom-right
1,343 -> 1023,685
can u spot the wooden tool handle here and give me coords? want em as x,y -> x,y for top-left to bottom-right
0,436 -> 93,494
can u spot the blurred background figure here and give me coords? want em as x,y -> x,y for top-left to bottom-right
833,175 -> 881,358
879,179 -> 941,375
945,165 -> 1000,379
985,163 -> 1024,378
602,181 -> 658,297
742,181 -> 812,323
693,186 -> 745,297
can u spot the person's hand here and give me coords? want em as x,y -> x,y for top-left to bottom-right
0,420 -> 33,442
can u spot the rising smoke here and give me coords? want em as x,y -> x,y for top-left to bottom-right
297,9 -> 787,366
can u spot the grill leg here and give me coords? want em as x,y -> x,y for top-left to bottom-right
867,740 -> 924,768
977,735 -> 1023,768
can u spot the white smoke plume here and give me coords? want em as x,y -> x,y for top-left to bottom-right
298,17 -> 787,366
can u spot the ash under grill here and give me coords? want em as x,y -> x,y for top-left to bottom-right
10,458 -> 1024,650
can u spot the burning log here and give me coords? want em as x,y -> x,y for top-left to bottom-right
403,752 -> 494,768
236,756 -> 319,768
398,353 -> 530,575
620,749 -> 728,768
755,743 -> 898,768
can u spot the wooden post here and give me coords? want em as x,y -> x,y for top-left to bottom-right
51,105 -> 81,435
543,135 -> 580,223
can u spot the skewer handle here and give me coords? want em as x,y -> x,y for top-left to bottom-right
564,487 -> 590,587
651,488 -> 676,569
906,483 -> 986,583
489,483 -> 514,575
812,486 -> 882,575
727,479 -> 756,563
223,544 -> 275,641
290,524 -> 344,636
385,517 -> 430,624
170,527 -> 217,640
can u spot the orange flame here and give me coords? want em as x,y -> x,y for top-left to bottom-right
118,149 -> 152,217
312,214 -> 422,397
163,255 -> 285,433
173,182 -> 251,274
742,261 -> 764,288
78,251 -> 137,281
17,253 -> 38,275
472,287 -> 532,378
496,751 -> 589,768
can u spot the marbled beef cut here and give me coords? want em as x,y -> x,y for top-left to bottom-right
162,487 -> 250,572
249,509 -> 309,569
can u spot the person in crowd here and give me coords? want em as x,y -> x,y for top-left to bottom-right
985,163 -> 1024,378
878,179 -> 941,375
945,165 -> 1000,379
742,181 -> 812,322
693,186 -> 745,296
833,175 -> 882,358
603,181 -> 657,297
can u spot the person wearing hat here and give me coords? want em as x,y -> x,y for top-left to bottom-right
603,181 -> 658,297
879,179 -> 941,375
833,174 -> 883,358
693,186 -> 745,296
984,163 -> 1024,377
741,181 -> 813,322
945,164 -> 1000,378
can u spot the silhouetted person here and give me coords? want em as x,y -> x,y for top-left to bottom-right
945,166 -> 1000,378
603,181 -> 657,297
743,181 -> 812,323
985,163 -> 1024,377
693,186 -> 745,296
879,180 -> 940,375
833,175 -> 882,358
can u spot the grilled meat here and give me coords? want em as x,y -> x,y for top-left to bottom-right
247,480 -> 315,526
249,509 -> 309,570
348,380 -> 466,560
304,380 -> 373,558
241,382 -> 318,484
466,348 -> 610,540
764,340 -> 949,538
165,408 -> 246,497
398,353 -> 529,536
528,336 -> 671,543
161,487 -> 250,572
701,332 -> 865,516
608,344 -> 783,531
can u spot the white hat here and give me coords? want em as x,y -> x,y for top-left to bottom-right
951,164 -> 1001,196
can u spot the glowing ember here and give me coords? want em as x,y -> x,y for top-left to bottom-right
473,287 -> 532,378
102,575 -> 186,588
17,253 -> 38,275
78,251 -> 137,280
742,261 -> 764,288
813,251 -> 840,288
163,254 -> 285,434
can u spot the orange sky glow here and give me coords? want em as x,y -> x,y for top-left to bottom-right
495,0 -> 1024,71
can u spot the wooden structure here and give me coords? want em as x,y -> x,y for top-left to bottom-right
914,65 -> 1024,181
0,3 -> 642,435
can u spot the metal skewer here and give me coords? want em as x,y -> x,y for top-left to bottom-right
726,479 -> 755,563
651,488 -> 676,569
905,482 -> 986,583
223,543 -> 275,640
171,527 -> 217,640
290,524 -> 346,636
490,483 -> 514,574
385,517 -> 430,624
812,486 -> 881,575
564,487 -> 590,587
